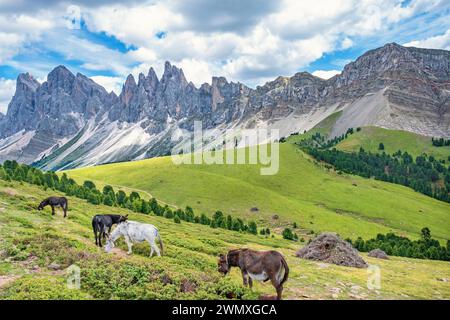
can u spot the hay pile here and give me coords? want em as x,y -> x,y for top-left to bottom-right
368,249 -> 389,259
296,233 -> 368,268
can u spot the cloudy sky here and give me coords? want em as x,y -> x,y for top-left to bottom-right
0,0 -> 449,113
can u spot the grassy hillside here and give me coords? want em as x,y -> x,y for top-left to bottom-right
65,142 -> 450,242
336,127 -> 450,161
0,180 -> 449,299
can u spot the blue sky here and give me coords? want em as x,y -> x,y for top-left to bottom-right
0,0 -> 449,113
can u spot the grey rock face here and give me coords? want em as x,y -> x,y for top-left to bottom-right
0,43 -> 449,169
1,73 -> 40,137
0,66 -> 114,164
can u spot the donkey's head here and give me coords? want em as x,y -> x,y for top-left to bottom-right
217,254 -> 229,275
218,250 -> 241,275
104,239 -> 115,253
37,200 -> 47,210
118,214 -> 128,223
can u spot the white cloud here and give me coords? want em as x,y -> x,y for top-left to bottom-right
83,3 -> 181,47
312,70 -> 341,79
90,76 -> 124,95
0,78 -> 16,114
43,29 -> 134,75
177,59 -> 217,85
404,29 -> 450,50
77,0 -> 439,86
0,13 -> 54,63
340,37 -> 353,50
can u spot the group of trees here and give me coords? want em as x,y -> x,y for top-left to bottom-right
297,137 -> 450,203
431,137 -> 450,147
301,128 -> 357,149
348,228 -> 449,261
282,228 -> 299,241
0,160 -> 260,235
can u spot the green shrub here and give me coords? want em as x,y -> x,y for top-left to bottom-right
0,276 -> 91,300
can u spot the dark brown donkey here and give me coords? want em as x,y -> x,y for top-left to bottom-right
218,248 -> 289,300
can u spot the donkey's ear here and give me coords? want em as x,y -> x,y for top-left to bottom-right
125,214 -> 129,218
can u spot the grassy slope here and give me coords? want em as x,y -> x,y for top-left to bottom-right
0,180 -> 449,300
65,142 -> 450,242
336,126 -> 450,161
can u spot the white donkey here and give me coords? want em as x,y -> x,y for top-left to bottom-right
104,220 -> 164,257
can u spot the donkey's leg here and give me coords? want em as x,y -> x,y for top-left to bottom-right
124,236 -> 133,254
270,276 -> 283,300
149,238 -> 161,257
248,277 -> 253,289
149,245 -> 154,257
241,270 -> 249,287
51,205 -> 55,215
276,284 -> 283,300
63,203 -> 67,218
94,229 -> 98,246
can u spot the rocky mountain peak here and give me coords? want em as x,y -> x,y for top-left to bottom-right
16,72 -> 40,94
138,68 -> 159,95
211,76 -> 228,88
121,74 -> 137,106
47,65 -> 75,90
138,72 -> 146,85
148,67 -> 159,83
124,74 -> 137,88
161,61 -> 188,87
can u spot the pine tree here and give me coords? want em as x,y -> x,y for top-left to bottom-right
141,201 -> 150,214
248,221 -> 257,235
116,190 -> 127,206
282,228 -> 294,240
103,195 -> 114,206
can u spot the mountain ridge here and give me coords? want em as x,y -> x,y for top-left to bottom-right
0,42 -> 449,170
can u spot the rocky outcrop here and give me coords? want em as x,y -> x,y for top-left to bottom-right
368,249 -> 389,260
296,233 -> 368,268
0,43 -> 449,169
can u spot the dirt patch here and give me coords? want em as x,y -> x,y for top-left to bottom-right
180,279 -> 197,293
160,274 -> 173,285
48,262 -> 62,270
368,249 -> 389,260
2,188 -> 17,197
108,247 -> 129,259
0,275 -> 19,288
19,254 -> 39,270
296,233 -> 368,268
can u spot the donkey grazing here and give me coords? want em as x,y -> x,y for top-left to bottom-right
218,249 -> 289,300
38,197 -> 68,218
104,221 -> 164,257
92,214 -> 128,247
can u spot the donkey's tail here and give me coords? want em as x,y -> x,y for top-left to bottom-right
157,231 -> 164,256
280,256 -> 289,285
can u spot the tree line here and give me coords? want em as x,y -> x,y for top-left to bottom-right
348,228 -> 449,261
296,132 -> 450,203
0,160 -> 262,235
431,137 -> 450,147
